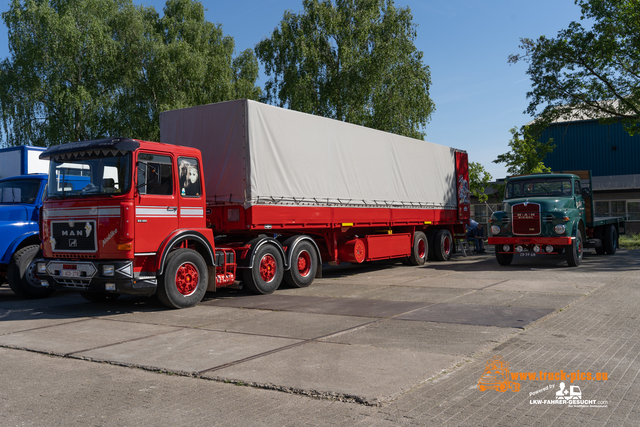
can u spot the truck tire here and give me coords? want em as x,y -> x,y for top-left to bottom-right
407,231 -> 428,266
7,245 -> 54,299
157,249 -> 208,309
433,229 -> 453,261
243,244 -> 284,295
495,247 -> 513,266
603,225 -> 617,255
566,229 -> 583,267
79,291 -> 121,303
284,240 -> 317,288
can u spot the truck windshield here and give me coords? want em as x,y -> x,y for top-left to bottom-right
506,178 -> 573,199
0,180 -> 41,204
47,153 -> 131,198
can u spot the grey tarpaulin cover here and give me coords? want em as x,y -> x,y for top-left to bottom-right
160,99 -> 458,209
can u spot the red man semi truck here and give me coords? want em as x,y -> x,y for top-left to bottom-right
34,100 -> 470,308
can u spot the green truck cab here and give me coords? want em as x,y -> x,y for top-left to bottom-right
488,171 -> 625,267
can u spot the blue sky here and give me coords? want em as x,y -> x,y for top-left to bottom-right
0,0 -> 583,179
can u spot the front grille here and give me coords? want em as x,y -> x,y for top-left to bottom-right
542,214 -> 555,223
55,279 -> 91,288
51,220 -> 97,252
512,203 -> 541,235
54,253 -> 100,260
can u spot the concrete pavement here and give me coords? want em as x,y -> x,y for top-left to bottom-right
1,248 -> 638,425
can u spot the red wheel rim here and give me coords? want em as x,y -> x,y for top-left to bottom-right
418,239 -> 426,259
175,262 -> 199,296
443,236 -> 451,254
577,237 -> 583,259
296,250 -> 312,277
259,254 -> 277,283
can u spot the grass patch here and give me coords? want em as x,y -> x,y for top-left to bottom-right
619,234 -> 640,249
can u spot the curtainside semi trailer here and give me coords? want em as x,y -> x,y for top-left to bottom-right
35,100 -> 470,308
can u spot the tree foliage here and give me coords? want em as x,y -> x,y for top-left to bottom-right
255,0 -> 434,139
509,0 -> 640,134
0,0 -> 260,146
494,126 -> 555,176
468,162 -> 493,203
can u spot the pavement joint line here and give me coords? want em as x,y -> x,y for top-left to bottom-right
196,318 -> 382,375
0,317 -> 88,336
478,279 -> 510,290
64,327 -> 183,356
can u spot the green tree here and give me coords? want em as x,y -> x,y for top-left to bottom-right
509,0 -> 640,134
494,126 -> 555,176
0,0 -> 142,146
0,0 -> 261,146
255,0 -> 434,139
468,162 -> 493,203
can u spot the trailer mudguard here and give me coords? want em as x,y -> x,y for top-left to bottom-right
234,236 -> 286,270
156,229 -> 216,276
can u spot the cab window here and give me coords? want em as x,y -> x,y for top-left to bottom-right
178,157 -> 201,197
138,154 -> 173,196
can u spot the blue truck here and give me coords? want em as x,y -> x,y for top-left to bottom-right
0,146 -> 54,297
0,173 -> 53,298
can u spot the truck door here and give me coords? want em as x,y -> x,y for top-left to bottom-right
135,153 -> 178,254
177,156 -> 205,229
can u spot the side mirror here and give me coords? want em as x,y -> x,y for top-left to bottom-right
136,163 -> 160,189
581,187 -> 590,197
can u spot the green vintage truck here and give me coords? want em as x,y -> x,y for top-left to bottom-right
488,171 -> 625,267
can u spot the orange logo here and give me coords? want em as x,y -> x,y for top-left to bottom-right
477,355 -> 521,392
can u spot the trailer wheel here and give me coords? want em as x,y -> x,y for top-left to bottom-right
495,247 -> 513,266
433,230 -> 453,261
408,231 -> 428,266
243,244 -> 283,295
603,225 -> 617,255
7,245 -> 54,299
284,241 -> 317,288
79,291 -> 121,303
158,249 -> 208,309
566,229 -> 583,267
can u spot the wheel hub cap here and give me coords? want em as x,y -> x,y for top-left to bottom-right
176,262 -> 199,296
260,254 -> 277,283
297,251 -> 311,277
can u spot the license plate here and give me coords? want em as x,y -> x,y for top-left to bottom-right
519,253 -> 536,257
60,270 -> 81,277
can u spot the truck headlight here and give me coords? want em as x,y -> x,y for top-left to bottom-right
491,225 -> 501,235
103,265 -> 115,277
555,224 -> 566,234
37,262 -> 47,275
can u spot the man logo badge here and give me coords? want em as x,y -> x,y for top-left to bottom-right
69,239 -> 77,248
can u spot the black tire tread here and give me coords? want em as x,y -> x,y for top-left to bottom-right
7,245 -> 53,299
283,240 -> 317,288
408,231 -> 428,266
